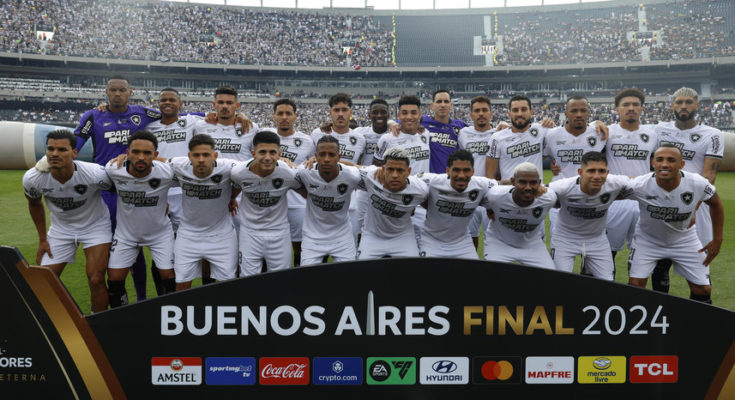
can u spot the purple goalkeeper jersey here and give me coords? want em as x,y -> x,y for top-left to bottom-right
74,105 -> 162,165
420,115 -> 468,173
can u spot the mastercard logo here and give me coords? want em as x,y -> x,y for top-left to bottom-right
481,360 -> 514,381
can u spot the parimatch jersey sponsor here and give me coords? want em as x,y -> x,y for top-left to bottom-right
605,124 -> 658,176
654,121 -> 724,173
193,120 -> 259,161
544,125 -> 605,180
146,114 -> 202,159
374,131 -> 431,174
311,128 -> 366,164
458,126 -> 496,176
23,161 -> 112,236
353,126 -> 386,166
481,185 -> 557,246
488,123 -> 547,180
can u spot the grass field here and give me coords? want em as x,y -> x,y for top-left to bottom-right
2,169 -> 734,313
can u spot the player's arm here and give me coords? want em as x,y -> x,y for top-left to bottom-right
73,109 -> 95,151
485,157 -> 499,181
591,120 -> 609,140
228,187 -> 242,216
702,157 -> 720,184
26,195 -> 51,264
700,192 -> 724,266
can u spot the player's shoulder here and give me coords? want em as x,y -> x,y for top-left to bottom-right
349,129 -> 366,140
695,123 -> 724,137
471,176 -> 498,190
168,156 -> 190,170
681,170 -> 709,185
340,165 -> 363,182
407,175 -> 429,193
491,127 -> 513,140
276,160 -> 297,176
22,167 -> 45,185
605,173 -> 632,186
135,105 -> 162,120
548,175 -> 577,192
537,186 -> 558,204
152,160 -> 174,178
488,184 -> 513,197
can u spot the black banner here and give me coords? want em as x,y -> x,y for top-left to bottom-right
2,246 -> 735,399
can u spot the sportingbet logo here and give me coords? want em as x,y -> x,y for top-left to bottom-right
525,356 -> 574,384
420,357 -> 469,384
151,357 -> 201,385
205,357 -> 255,385
630,356 -> 678,383
366,357 -> 416,385
259,357 -> 309,385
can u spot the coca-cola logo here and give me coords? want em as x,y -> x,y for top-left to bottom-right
259,357 -> 310,385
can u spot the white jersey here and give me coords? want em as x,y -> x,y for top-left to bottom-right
654,121 -> 724,173
169,156 -> 237,236
145,114 -> 202,159
311,128 -> 366,164
488,123 -> 547,180
458,126 -> 496,176
231,160 -> 300,233
193,120 -> 259,161
544,126 -> 606,180
629,171 -> 715,246
418,173 -> 497,242
296,164 -> 362,240
481,185 -> 557,246
374,131 -> 431,174
359,165 -> 429,238
354,126 -> 386,166
605,124 -> 658,177
549,174 -> 632,238
23,161 -> 112,235
105,160 -> 175,241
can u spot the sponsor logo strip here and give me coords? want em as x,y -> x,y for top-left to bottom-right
259,357 -> 309,385
313,357 -> 363,385
577,356 -> 626,384
205,357 -> 256,385
151,357 -> 202,385
525,356 -> 574,384
630,356 -> 678,383
366,357 -> 416,385
419,357 -> 469,385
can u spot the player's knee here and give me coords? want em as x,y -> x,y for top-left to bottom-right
87,271 -> 106,288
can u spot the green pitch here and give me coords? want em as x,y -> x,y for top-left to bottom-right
1,169 -> 734,313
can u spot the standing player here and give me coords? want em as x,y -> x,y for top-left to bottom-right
458,96 -> 497,248
548,152 -> 632,280
352,99 -> 390,241
74,76 -> 161,301
295,136 -> 362,265
605,88 -> 658,265
628,144 -> 723,303
418,150 -> 497,259
651,87 -> 724,293
193,86 -> 258,162
169,134 -> 240,291
482,163 -> 557,269
544,95 -> 606,234
231,131 -> 301,276
422,90 -> 468,173
357,148 -> 429,259
24,130 -> 113,312
105,131 -> 176,307
251,99 -> 314,266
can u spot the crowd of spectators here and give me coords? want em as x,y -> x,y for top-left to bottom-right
1,0 -> 734,67
2,97 -> 732,132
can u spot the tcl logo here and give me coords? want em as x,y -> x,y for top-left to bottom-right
629,356 -> 678,383
259,357 -> 309,385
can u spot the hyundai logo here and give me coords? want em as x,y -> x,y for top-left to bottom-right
432,360 -> 457,374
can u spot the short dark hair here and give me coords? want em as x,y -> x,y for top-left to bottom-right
655,143 -> 683,156
447,149 -> 475,168
398,95 -> 421,109
566,95 -> 589,106
328,93 -> 352,108
252,130 -> 280,148
470,96 -> 491,109
160,88 -> 180,97
433,89 -> 451,101
614,88 -> 645,107
580,151 -> 607,166
46,129 -> 76,148
273,98 -> 297,113
316,135 -> 340,150
107,75 -> 128,83
369,98 -> 389,109
214,86 -> 238,98
128,130 -> 158,150
508,95 -> 532,109
188,134 -> 216,151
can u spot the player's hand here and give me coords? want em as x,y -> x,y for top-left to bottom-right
536,185 -> 548,197
496,121 -> 510,131
302,156 -> 316,169
550,158 -> 561,175
36,240 -> 52,265
280,157 -> 295,168
594,120 -> 609,140
417,125 -> 426,134
205,112 -> 217,124
110,154 -> 127,168
96,103 -> 108,113
34,156 -> 50,172
700,239 -> 722,266
320,122 -> 333,133
228,198 -> 239,216
541,118 -> 556,128
389,123 -> 401,137
373,167 -> 385,185
486,209 -> 495,221
235,113 -> 253,134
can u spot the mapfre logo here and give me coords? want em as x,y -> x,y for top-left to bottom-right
259,357 -> 309,385
525,356 -> 574,384
630,356 -> 678,383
